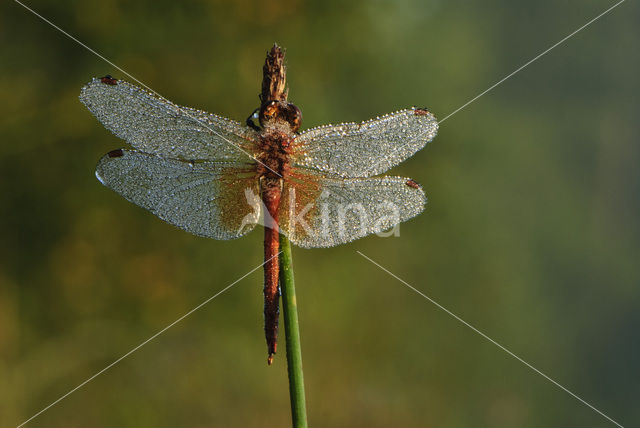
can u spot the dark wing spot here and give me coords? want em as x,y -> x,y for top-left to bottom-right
405,179 -> 421,189
107,149 -> 124,158
100,75 -> 118,85
414,108 -> 430,116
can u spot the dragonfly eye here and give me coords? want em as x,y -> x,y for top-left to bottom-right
259,101 -> 279,124
285,103 -> 302,132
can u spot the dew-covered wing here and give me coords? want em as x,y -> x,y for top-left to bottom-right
80,77 -> 257,161
279,172 -> 426,248
96,149 -> 260,239
292,108 -> 438,178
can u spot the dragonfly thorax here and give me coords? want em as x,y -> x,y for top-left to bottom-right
256,100 -> 300,180
256,129 -> 293,180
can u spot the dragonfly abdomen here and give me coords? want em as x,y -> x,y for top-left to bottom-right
261,175 -> 282,364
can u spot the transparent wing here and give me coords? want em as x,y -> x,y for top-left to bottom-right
80,77 -> 257,161
292,108 -> 438,178
96,149 -> 260,239
279,171 -> 426,248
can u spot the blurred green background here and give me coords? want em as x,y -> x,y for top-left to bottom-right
1,0 -> 638,426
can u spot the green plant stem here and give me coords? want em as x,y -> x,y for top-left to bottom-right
279,233 -> 308,428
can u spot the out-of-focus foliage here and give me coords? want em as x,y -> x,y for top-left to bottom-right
1,0 -> 638,427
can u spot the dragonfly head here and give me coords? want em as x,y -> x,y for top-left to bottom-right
259,100 -> 302,133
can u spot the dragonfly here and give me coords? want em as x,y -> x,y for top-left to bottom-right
80,46 -> 438,364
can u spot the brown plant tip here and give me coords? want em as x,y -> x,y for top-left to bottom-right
100,75 -> 118,85
406,179 -> 421,189
107,149 -> 124,158
261,44 -> 288,104
414,108 -> 430,116
268,354 -> 275,365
